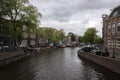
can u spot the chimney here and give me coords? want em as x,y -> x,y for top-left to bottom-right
102,14 -> 108,22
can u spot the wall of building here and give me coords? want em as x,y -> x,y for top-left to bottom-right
102,13 -> 120,58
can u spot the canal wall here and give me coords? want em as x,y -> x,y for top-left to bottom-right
0,48 -> 50,68
0,50 -> 34,68
78,51 -> 120,75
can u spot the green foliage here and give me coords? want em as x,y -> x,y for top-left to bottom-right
81,27 -> 98,44
37,27 -> 65,43
94,35 -> 103,44
0,0 -> 41,45
21,4 -> 41,46
0,0 -> 29,41
21,5 -> 41,28
37,27 -> 44,38
52,29 -> 65,43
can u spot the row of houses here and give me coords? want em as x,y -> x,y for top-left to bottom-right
0,19 -> 37,47
0,23 -> 79,47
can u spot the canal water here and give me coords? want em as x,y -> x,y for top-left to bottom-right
0,47 -> 120,80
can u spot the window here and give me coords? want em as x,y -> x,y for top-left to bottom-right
111,24 -> 115,34
23,26 -> 26,31
107,40 -> 111,48
116,40 -> 120,48
117,22 -> 120,31
117,26 -> 120,31
111,39 -> 116,48
107,25 -> 111,36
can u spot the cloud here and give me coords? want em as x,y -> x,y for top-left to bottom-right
29,0 -> 120,36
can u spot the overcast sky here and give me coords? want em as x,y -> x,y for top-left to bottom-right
29,0 -> 120,36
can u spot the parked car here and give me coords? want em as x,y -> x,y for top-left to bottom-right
80,45 -> 94,52
81,46 -> 91,52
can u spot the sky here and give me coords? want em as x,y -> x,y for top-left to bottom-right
29,0 -> 120,36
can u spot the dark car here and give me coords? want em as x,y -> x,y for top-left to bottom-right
81,46 -> 91,52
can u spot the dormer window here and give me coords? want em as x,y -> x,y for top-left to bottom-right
108,6 -> 120,19
113,11 -> 118,17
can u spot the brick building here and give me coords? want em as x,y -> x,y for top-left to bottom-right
102,5 -> 120,58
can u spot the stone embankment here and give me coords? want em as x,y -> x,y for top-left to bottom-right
0,48 -> 38,68
78,50 -> 120,75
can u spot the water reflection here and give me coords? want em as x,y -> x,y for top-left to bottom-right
79,56 -> 120,80
0,47 -> 120,80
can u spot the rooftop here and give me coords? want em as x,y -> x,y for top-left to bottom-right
108,5 -> 120,19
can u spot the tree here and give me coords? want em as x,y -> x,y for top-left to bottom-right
0,0 -> 13,35
0,0 -> 41,46
59,29 -> 65,40
37,27 -> 56,45
52,29 -> 65,43
43,27 -> 56,44
37,27 -> 44,38
21,5 -> 41,46
1,0 -> 29,43
82,27 -> 98,44
37,27 -> 65,46
94,35 -> 103,44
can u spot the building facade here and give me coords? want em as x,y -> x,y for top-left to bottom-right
102,5 -> 120,58
21,26 -> 37,47
64,32 -> 79,47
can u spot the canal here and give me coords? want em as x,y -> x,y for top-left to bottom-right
0,47 -> 120,80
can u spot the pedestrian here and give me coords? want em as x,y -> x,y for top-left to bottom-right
104,48 -> 109,57
102,48 -> 105,56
